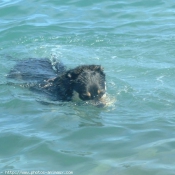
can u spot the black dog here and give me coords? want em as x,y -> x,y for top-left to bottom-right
8,58 -> 106,104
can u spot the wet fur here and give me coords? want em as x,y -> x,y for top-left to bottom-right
8,59 -> 106,102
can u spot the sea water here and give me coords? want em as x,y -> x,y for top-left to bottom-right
1,0 -> 175,175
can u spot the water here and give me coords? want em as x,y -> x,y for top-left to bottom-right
1,0 -> 175,174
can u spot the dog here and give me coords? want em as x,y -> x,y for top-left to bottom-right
8,58 -> 106,106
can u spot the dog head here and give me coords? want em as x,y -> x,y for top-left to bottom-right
66,65 -> 106,101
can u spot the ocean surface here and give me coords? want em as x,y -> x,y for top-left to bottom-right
1,0 -> 175,174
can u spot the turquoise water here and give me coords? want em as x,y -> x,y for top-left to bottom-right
1,0 -> 175,174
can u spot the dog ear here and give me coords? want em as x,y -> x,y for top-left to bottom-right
88,65 -> 105,76
65,66 -> 88,80
92,65 -> 104,72
65,70 -> 79,80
